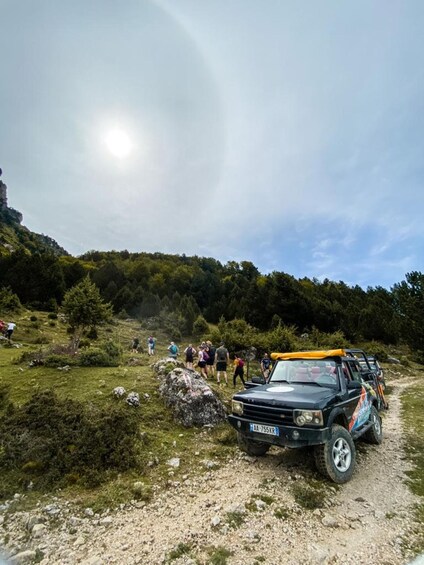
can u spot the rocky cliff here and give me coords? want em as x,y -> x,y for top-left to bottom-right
0,168 -> 68,256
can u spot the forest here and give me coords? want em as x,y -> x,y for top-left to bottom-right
0,246 -> 423,356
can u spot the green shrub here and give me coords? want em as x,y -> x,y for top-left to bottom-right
102,340 -> 122,360
260,323 -> 298,353
44,354 -> 76,368
309,327 -> 350,349
0,390 -> 141,493
79,348 -> 114,367
0,383 -> 11,410
17,350 -> 45,366
48,313 -> 58,320
79,340 -> 121,367
0,287 -> 21,313
30,315 -> 38,322
193,315 -> 209,337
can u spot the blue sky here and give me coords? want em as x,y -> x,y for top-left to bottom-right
1,0 -> 423,288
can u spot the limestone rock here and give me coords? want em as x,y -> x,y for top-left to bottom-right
158,367 -> 226,427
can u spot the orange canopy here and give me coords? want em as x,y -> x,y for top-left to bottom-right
271,349 -> 346,360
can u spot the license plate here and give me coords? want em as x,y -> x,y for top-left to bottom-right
249,423 -> 279,436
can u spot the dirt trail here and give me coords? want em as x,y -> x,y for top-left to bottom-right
3,375 -> 421,565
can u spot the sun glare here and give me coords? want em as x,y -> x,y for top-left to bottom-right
105,129 -> 132,158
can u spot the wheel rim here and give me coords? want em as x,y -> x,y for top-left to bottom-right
373,413 -> 381,436
332,438 -> 351,472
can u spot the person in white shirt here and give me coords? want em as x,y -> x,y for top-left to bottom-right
6,322 -> 16,340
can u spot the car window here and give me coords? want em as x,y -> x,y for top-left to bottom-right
347,361 -> 362,383
269,359 -> 338,388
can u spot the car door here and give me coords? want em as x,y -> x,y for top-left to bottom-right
344,360 -> 373,431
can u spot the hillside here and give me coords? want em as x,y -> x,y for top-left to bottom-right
0,174 -> 68,257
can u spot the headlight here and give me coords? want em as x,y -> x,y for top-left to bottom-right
293,410 -> 323,427
232,400 -> 244,415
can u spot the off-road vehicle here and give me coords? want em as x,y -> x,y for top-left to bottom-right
228,349 -> 386,483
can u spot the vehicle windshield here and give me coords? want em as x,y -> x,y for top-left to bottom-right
269,359 -> 339,389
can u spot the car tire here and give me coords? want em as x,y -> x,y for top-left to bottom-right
237,433 -> 270,456
314,424 -> 356,484
362,405 -> 383,444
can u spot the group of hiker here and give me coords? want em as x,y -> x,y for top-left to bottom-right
131,335 -> 156,355
130,333 -> 273,388
182,341 -> 273,388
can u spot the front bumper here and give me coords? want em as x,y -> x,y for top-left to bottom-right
228,414 -> 331,448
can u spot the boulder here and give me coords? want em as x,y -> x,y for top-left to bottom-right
153,357 -> 185,377
158,367 -> 226,427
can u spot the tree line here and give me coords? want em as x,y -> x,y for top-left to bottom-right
0,248 -> 423,353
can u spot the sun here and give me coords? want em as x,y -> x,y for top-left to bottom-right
105,129 -> 132,158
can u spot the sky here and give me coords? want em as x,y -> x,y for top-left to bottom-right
1,0 -> 423,288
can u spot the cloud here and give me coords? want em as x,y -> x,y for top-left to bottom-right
1,0 -> 423,288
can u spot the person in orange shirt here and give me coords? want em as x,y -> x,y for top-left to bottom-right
233,354 -> 246,388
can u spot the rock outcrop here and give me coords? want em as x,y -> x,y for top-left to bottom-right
155,361 -> 227,427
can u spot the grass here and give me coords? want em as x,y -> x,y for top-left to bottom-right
206,546 -> 233,565
225,510 -> 245,529
274,505 -> 292,520
291,480 -> 328,510
246,493 -> 275,512
401,374 -> 424,555
167,542 -> 193,561
0,310 -> 236,509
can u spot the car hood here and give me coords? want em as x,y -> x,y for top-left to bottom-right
234,382 -> 337,410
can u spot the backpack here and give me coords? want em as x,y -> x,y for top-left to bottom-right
170,344 -> 177,354
202,350 -> 209,362
238,359 -> 245,368
148,337 -> 154,345
216,347 -> 227,361
186,346 -> 192,356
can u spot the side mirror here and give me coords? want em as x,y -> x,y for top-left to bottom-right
347,380 -> 362,390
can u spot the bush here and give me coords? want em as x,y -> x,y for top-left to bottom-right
79,340 -> 121,367
0,390 -> 141,493
44,354 -> 76,368
17,350 -> 45,366
102,340 -> 122,360
0,383 -> 11,410
193,315 -> 209,337
260,324 -> 298,354
309,327 -> 350,350
79,348 -> 114,367
30,315 -> 38,322
216,319 -> 260,353
48,313 -> 58,320
0,287 -> 21,313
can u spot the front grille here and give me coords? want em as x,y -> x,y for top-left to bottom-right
243,403 -> 293,425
